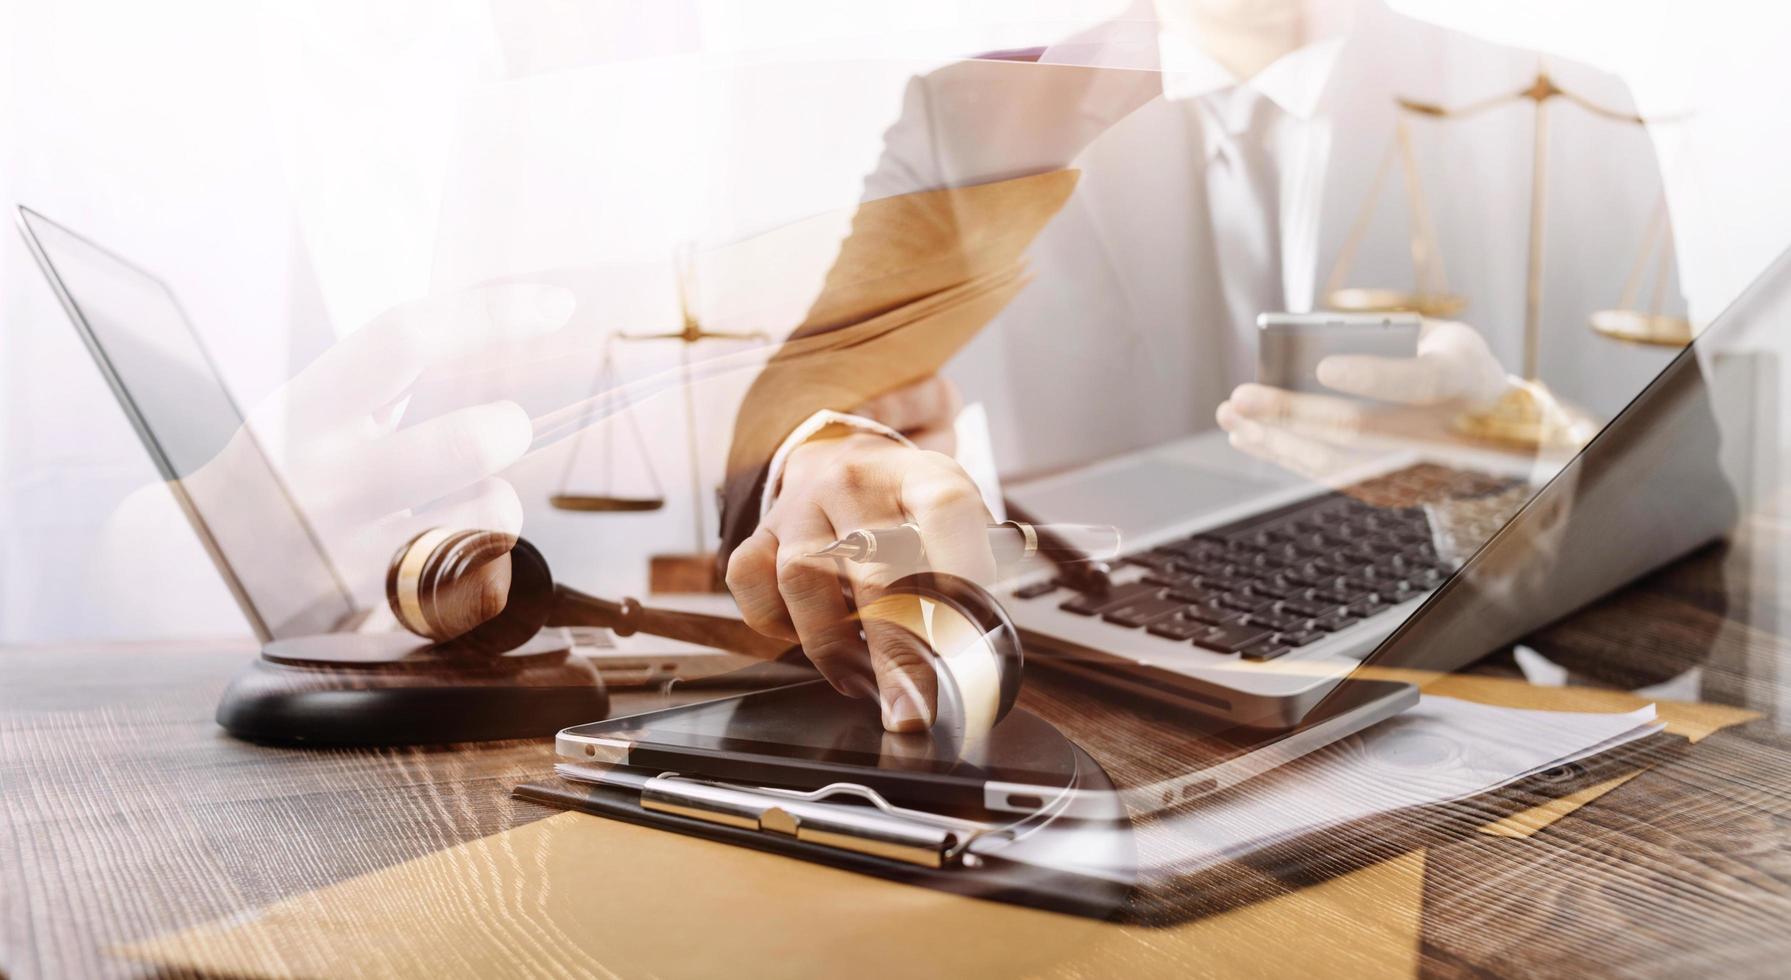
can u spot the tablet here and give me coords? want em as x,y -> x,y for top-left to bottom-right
559,681 -> 1087,818
557,674 -> 1416,819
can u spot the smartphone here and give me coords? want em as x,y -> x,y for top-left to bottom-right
1257,312 -> 1421,396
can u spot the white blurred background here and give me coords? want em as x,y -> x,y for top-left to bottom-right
2,0 -> 1787,644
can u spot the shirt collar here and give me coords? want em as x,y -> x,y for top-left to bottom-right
1160,32 -> 1344,121
1036,13 -> 1344,123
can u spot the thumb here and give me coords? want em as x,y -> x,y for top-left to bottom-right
1317,320 -> 1508,408
1316,352 -> 1453,405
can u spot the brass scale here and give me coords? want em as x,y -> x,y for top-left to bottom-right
552,69 -> 1689,583
1326,67 -> 1689,448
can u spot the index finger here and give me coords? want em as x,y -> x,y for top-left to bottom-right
774,503 -> 874,698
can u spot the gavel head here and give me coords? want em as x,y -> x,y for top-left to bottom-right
386,529 -> 556,655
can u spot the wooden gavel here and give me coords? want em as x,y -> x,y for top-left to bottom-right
385,528 -> 792,659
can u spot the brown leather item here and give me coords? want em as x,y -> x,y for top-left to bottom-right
716,169 -> 1080,561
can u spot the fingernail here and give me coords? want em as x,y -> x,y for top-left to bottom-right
839,671 -> 877,700
882,691 -> 930,733
371,393 -> 413,435
1232,385 -> 1268,412
534,285 -> 576,326
1315,359 -> 1355,390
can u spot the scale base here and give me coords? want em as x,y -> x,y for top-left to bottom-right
1453,382 -> 1597,451
216,631 -> 608,746
649,552 -> 725,593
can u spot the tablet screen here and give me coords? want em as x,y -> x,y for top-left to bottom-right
564,680 -> 1080,793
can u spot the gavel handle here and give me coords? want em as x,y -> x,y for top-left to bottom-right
548,586 -> 794,661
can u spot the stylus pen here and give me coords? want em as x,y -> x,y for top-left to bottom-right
810,521 -> 1120,567
664,660 -> 821,692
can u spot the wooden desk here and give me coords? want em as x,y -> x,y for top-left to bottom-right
5,500 -> 1790,978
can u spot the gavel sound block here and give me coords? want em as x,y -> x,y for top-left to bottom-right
214,627 -> 603,746
217,530 -> 792,746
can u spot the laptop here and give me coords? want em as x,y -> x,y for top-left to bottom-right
18,206 -> 749,687
16,206 -> 363,642
1001,322 -> 1741,730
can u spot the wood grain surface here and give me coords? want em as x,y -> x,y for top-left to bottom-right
4,496 -> 1789,978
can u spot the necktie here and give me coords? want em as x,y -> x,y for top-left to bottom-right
1199,86 -> 1284,386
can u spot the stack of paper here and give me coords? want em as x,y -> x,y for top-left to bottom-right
1142,696 -> 1662,871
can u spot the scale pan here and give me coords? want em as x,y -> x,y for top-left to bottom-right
549,494 -> 667,513
1589,309 -> 1692,348
1325,287 -> 1467,319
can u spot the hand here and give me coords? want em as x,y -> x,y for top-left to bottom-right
850,374 -> 962,455
1216,319 -> 1512,482
725,432 -> 995,733
187,283 -> 576,600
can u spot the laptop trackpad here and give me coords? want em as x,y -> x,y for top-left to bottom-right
1008,457 -> 1284,543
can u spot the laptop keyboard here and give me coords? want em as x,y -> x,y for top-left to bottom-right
1011,463 -> 1526,663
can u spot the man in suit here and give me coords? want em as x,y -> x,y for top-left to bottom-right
719,0 -> 1681,731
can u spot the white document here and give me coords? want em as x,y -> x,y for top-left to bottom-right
1146,696 -> 1662,870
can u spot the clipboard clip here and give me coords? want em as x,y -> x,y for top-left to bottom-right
555,764 -> 995,868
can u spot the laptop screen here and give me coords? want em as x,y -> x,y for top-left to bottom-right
19,208 -> 355,640
1357,279 -> 1744,682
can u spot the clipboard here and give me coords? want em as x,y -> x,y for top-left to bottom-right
513,680 -> 1689,925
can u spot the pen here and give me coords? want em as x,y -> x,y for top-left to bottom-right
810,521 -> 1121,566
663,659 -> 822,693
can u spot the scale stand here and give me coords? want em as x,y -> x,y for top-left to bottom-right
548,334 -> 669,515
